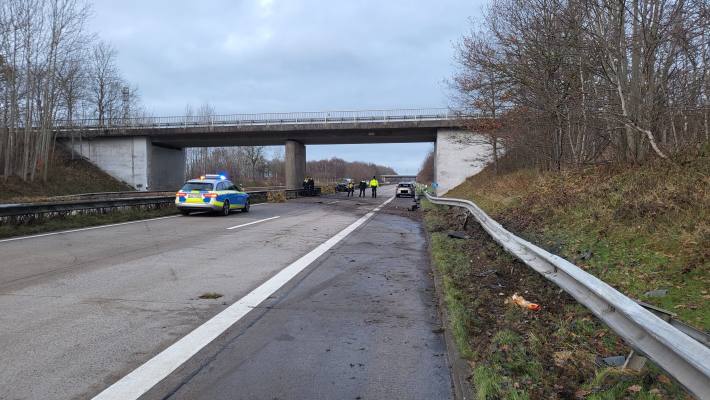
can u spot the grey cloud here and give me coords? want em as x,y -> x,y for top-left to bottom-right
89,0 -> 483,173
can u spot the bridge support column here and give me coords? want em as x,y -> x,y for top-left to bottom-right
435,129 -> 491,195
285,140 -> 306,189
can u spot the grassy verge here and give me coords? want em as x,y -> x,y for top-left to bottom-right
0,148 -> 132,203
424,201 -> 690,399
0,206 -> 178,239
445,155 -> 708,330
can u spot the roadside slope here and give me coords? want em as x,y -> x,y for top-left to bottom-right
0,148 -> 132,203
423,154 -> 708,399
447,155 -> 708,330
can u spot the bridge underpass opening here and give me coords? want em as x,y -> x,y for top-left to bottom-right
304,142 -> 433,185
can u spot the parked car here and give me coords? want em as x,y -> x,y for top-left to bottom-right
335,178 -> 354,192
396,182 -> 416,198
175,174 -> 249,216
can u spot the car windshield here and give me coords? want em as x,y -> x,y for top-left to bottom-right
181,182 -> 213,191
398,183 -> 413,188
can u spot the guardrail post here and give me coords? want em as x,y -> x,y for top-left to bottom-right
623,350 -> 647,372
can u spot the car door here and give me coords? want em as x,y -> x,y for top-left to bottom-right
225,181 -> 244,208
215,182 -> 226,205
235,184 -> 248,206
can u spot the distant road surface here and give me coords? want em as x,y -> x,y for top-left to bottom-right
0,186 -> 453,400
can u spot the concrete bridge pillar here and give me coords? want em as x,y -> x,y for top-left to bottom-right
285,140 -> 306,189
64,137 -> 185,191
435,129 -> 491,195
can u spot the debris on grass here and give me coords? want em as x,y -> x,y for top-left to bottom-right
644,289 -> 669,298
447,231 -> 470,240
598,355 -> 627,367
198,292 -> 223,299
509,293 -> 541,311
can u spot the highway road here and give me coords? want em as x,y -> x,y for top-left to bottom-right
0,186 -> 453,400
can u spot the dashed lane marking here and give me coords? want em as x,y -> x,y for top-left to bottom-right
226,216 -> 281,230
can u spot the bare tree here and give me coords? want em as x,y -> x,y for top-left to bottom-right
0,0 -> 94,181
87,40 -> 119,127
243,146 -> 266,181
452,0 -> 709,171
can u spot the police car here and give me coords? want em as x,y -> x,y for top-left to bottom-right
175,174 -> 250,216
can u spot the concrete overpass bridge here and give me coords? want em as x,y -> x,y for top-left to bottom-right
56,108 -> 491,194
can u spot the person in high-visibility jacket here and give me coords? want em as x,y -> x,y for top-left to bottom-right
369,176 -> 379,198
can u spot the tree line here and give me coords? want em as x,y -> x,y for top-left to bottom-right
186,144 -> 397,187
306,158 -> 396,184
451,0 -> 709,172
0,0 -> 142,183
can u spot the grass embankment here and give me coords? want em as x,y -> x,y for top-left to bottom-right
0,206 -> 178,239
0,149 -> 132,203
447,156 -> 709,329
424,155 -> 708,399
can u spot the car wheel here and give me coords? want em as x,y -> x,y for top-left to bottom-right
242,200 -> 250,213
221,200 -> 230,216
180,209 -> 190,216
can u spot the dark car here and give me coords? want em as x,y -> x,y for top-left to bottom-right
335,178 -> 353,192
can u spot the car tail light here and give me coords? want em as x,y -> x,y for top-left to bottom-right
203,192 -> 218,198
176,191 -> 187,197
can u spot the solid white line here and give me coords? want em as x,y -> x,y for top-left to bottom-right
92,196 -> 394,400
226,216 -> 280,230
0,215 -> 180,244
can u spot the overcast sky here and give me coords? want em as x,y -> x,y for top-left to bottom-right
90,0 -> 485,174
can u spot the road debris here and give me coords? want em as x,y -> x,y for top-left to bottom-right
508,293 -> 541,311
447,231 -> 470,240
198,292 -> 223,299
475,269 -> 497,277
644,289 -> 668,298
597,355 -> 626,367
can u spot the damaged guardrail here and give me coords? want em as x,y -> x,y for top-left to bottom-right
424,192 -> 710,399
0,188 -> 320,223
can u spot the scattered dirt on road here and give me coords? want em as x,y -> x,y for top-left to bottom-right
198,292 -> 224,300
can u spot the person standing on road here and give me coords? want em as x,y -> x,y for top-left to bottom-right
369,176 -> 379,198
347,181 -> 355,197
358,180 -> 367,197
308,177 -> 315,195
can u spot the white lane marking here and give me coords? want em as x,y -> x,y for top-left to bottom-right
0,215 -> 180,244
92,196 -> 395,400
326,201 -> 339,205
226,216 -> 280,230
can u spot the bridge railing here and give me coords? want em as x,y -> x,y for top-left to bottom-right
53,108 -> 473,131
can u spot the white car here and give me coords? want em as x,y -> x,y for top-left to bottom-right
395,182 -> 416,198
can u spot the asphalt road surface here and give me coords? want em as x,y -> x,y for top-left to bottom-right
0,186 -> 453,400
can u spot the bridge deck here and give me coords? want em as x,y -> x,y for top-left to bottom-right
54,108 -> 468,146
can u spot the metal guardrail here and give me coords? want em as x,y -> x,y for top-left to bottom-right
52,108 -> 470,131
0,188 -> 320,220
423,192 -> 710,399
